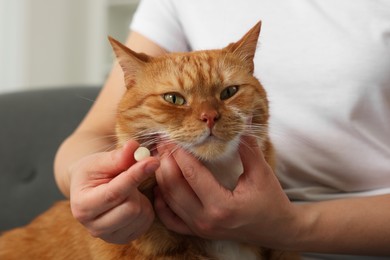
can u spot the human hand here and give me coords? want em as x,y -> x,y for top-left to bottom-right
154,136 -> 300,249
69,140 -> 160,244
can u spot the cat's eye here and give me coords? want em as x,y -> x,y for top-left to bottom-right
163,93 -> 186,105
220,85 -> 239,100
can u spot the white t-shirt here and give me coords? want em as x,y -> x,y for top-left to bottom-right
132,0 -> 390,201
131,1 -> 390,258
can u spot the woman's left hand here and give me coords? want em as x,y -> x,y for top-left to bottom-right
154,135 -> 301,249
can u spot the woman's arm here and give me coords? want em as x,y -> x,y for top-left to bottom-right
295,194 -> 390,255
155,135 -> 390,255
53,32 -> 167,244
54,31 -> 166,197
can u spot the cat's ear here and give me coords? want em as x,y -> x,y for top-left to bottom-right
108,36 -> 150,88
224,21 -> 262,73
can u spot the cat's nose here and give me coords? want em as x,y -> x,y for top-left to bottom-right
200,111 -> 219,129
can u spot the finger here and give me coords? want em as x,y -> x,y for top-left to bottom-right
75,157 -> 159,221
88,195 -> 154,244
106,140 -> 140,175
104,157 -> 160,205
156,143 -> 202,218
238,135 -> 267,176
77,140 -> 141,184
169,146 -> 229,205
235,135 -> 275,195
154,187 -> 193,235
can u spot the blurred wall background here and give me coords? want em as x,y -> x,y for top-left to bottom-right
0,0 -> 139,93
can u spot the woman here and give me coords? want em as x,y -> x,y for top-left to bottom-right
55,0 -> 390,259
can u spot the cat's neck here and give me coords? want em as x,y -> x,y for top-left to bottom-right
203,151 -> 243,191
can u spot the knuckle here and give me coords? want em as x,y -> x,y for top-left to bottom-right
192,206 -> 232,237
181,165 -> 197,182
70,203 -> 91,224
208,204 -> 231,223
85,223 -> 112,239
123,201 -> 143,217
122,198 -> 153,222
194,221 -> 213,237
104,189 -> 124,205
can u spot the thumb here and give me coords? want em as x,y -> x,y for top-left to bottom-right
69,140 -> 141,189
237,135 -> 272,187
170,146 -> 228,204
86,140 -> 140,178
108,156 -> 160,193
238,135 -> 267,173
109,140 -> 141,174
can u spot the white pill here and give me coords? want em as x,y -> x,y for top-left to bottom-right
134,147 -> 151,161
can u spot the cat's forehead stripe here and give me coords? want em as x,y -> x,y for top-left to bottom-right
169,53 -> 225,92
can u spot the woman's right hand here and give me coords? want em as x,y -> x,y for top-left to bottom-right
68,140 -> 160,244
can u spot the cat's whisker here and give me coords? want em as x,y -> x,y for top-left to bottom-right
74,95 -> 97,105
239,137 -> 252,150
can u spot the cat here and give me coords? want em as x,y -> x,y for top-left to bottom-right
0,21 -> 298,260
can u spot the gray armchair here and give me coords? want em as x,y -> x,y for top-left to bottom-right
0,86 -> 99,232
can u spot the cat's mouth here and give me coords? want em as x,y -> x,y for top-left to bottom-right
187,131 -> 240,161
195,130 -> 223,146
199,135 -> 220,145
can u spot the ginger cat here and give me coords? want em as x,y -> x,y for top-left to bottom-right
0,22 -> 298,260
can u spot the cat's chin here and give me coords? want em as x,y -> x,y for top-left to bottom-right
188,136 -> 240,162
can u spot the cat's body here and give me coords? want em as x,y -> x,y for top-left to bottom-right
0,22 -> 297,259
